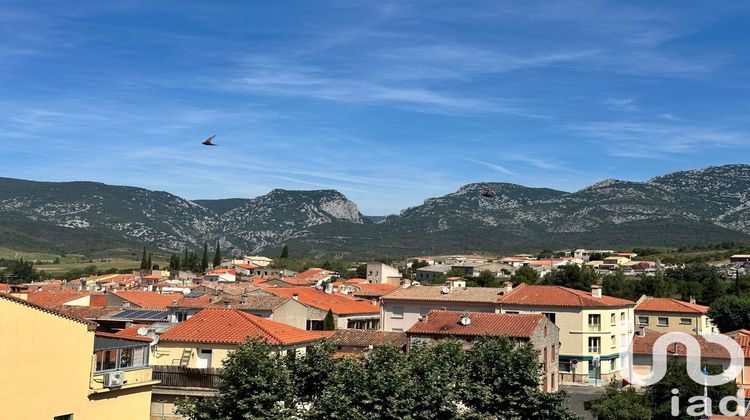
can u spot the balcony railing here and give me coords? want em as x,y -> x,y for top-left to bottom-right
588,346 -> 601,354
588,323 -> 601,331
152,366 -> 222,389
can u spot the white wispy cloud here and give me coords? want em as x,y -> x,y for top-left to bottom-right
603,97 -> 638,112
464,158 -> 516,175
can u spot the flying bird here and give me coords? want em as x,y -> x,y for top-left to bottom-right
202,135 -> 218,146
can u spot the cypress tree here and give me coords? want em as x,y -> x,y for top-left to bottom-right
201,243 -> 209,272
147,253 -> 152,270
323,309 -> 336,331
280,245 -> 289,259
140,247 -> 148,269
213,241 -> 222,268
182,248 -> 189,269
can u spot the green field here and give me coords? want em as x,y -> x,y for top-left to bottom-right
33,258 -> 169,273
0,247 -> 78,263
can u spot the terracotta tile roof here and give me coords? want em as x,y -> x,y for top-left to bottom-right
632,329 -> 750,359
0,293 -> 97,330
54,305 -> 120,319
344,278 -> 368,284
26,290 -> 90,308
407,310 -> 547,339
169,293 -> 291,311
110,325 -> 155,342
113,291 -> 184,309
326,329 -> 408,349
289,268 -> 335,284
234,263 -> 259,270
159,308 -> 327,346
382,285 -> 503,304
96,330 -> 153,343
635,297 -> 709,314
267,287 -> 379,315
94,274 -> 137,284
500,284 -> 635,308
352,283 -> 400,298
207,268 -> 237,275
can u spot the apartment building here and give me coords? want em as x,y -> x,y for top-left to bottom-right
407,311 -> 560,392
498,284 -> 635,384
634,296 -> 717,334
0,293 -> 155,420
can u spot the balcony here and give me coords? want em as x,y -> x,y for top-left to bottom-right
588,323 -> 601,332
152,366 -> 221,392
588,346 -> 601,354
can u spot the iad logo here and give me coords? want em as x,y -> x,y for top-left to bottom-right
619,331 -> 747,417
620,331 -> 744,387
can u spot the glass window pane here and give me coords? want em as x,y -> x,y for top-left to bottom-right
120,348 -> 134,369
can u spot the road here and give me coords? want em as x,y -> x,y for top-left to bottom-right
562,384 -> 605,420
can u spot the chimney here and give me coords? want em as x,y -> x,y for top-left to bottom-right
292,293 -> 299,301
591,285 -> 602,298
503,281 -> 513,295
637,326 -> 646,337
689,296 -> 696,304
223,300 -> 231,308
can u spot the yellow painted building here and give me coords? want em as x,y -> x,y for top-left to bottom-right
499,284 -> 635,384
634,295 -> 717,334
0,293 -> 156,420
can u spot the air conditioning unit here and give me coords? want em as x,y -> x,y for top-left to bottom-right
104,371 -> 124,388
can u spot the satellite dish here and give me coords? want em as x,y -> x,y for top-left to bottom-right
136,327 -> 149,336
460,315 -> 471,326
441,286 -> 451,294
146,331 -> 159,347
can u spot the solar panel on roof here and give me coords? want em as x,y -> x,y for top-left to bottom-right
107,309 -> 169,320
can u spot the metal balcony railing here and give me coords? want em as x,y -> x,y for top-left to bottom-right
152,366 -> 222,389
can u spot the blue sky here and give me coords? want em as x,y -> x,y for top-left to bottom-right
1,1 -> 750,215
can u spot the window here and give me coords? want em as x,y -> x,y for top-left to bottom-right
542,312 -> 556,324
610,359 -> 617,371
610,335 -> 616,349
392,306 -> 404,319
620,312 -> 625,322
657,317 -> 669,327
392,328 -> 403,332
419,307 -> 429,317
588,337 -> 600,353
544,325 -> 548,337
680,318 -> 692,325
551,345 -> 556,360
506,311 -> 519,315
588,314 -> 601,330
96,350 -> 117,371
559,360 -> 571,372
94,346 -> 148,372
610,313 -> 616,325
638,316 -> 649,325
177,312 -> 189,322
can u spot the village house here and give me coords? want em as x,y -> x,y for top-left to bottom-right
267,287 -> 381,330
634,296 -> 717,334
0,293 -> 156,420
167,290 -> 309,329
380,280 -> 504,332
407,310 -> 560,392
366,262 -> 401,284
203,268 -> 237,283
415,264 -> 452,282
498,283 -> 635,384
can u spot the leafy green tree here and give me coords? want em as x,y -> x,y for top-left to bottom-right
176,340 -> 294,420
0,259 -> 40,284
541,264 -> 598,291
588,380 -> 651,420
323,309 -> 336,331
665,264 -> 725,305
286,342 -> 335,404
461,337 -> 578,419
636,271 -> 674,298
602,271 -> 639,301
200,243 -> 209,272
708,295 -> 750,332
280,245 -> 289,259
212,242 -> 222,268
474,269 -> 498,287
511,265 -> 540,284
408,340 -> 465,418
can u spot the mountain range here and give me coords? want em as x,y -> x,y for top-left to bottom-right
0,164 -> 748,259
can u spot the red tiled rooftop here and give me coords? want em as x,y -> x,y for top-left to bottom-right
632,329 -> 750,359
267,287 -> 379,315
159,308 -> 327,346
234,263 -> 259,270
500,283 -> 634,308
113,290 -> 184,309
96,330 -> 153,343
352,283 -> 400,298
408,310 -> 547,339
635,297 -> 709,314
26,290 -> 90,308
0,293 -> 97,330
